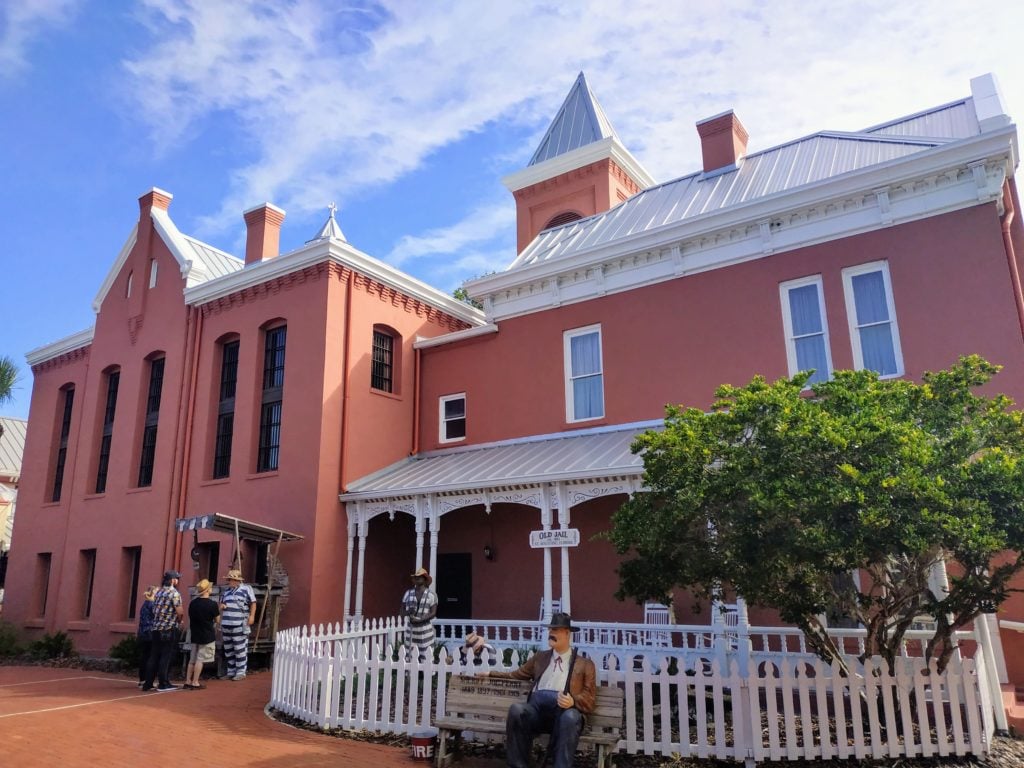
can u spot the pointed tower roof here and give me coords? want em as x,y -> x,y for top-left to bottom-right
529,72 -> 621,166
307,203 -> 346,244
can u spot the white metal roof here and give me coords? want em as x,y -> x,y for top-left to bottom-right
512,132 -> 947,270
864,98 -> 979,139
0,417 -> 27,480
341,421 -> 660,501
529,72 -> 621,166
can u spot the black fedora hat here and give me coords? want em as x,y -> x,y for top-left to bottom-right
547,612 -> 578,632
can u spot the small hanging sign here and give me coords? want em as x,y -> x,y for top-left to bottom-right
529,529 -> 580,548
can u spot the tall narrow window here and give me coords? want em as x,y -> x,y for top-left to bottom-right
780,275 -> 832,385
842,261 -> 903,377
124,546 -> 142,620
439,393 -> 467,443
51,386 -> 75,502
36,553 -> 52,617
257,326 -> 286,472
137,357 -> 164,487
564,325 -> 604,422
371,329 -> 395,392
148,259 -> 158,289
95,369 -> 120,494
80,548 -> 97,619
213,340 -> 239,479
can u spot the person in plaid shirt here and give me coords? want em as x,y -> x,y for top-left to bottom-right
142,569 -> 184,691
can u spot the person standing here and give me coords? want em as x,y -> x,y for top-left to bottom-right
142,570 -> 184,691
400,567 -> 438,661
136,586 -> 157,688
184,579 -> 220,689
485,613 -> 597,768
220,568 -> 256,681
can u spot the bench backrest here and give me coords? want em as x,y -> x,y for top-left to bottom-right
444,675 -> 624,735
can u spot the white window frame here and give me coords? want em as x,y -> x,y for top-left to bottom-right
779,274 -> 833,384
563,324 -> 605,423
439,393 -> 466,444
841,260 -> 904,378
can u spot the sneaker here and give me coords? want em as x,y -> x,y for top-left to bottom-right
137,681 -> 144,689
230,674 -> 246,681
141,685 -> 155,692
157,684 -> 178,691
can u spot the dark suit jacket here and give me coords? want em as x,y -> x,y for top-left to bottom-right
490,648 -> 597,713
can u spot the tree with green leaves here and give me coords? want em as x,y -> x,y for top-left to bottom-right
608,356 -> 1024,674
0,356 -> 17,406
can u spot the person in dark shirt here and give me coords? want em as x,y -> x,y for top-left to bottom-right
136,586 -> 158,688
185,579 -> 220,690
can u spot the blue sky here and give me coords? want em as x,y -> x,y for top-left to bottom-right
2,0 -> 1023,421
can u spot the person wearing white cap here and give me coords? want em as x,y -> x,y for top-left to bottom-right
400,568 -> 438,661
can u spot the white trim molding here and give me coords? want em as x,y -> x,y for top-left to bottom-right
26,327 -> 95,366
502,136 -> 656,193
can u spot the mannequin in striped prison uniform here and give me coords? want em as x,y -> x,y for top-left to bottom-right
400,568 -> 438,661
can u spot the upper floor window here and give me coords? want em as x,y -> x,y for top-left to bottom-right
137,356 -> 165,487
148,259 -> 158,289
95,368 -> 120,494
257,326 -> 286,472
779,275 -> 832,385
371,328 -> 395,393
842,261 -> 903,377
213,339 -> 239,479
126,271 -> 133,298
51,385 -> 75,502
439,393 -> 466,443
564,324 -> 604,422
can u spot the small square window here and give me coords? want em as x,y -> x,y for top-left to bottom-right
439,394 -> 466,443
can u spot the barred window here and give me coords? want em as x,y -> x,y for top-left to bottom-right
371,329 -> 395,392
257,327 -> 286,472
95,370 -> 120,494
51,386 -> 75,502
137,357 -> 164,487
212,340 -> 239,478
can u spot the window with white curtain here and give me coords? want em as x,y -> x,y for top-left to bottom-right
842,261 -> 903,377
779,275 -> 832,384
564,325 -> 604,422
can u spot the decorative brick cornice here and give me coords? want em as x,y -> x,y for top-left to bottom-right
31,344 -> 90,374
200,262 -> 331,317
513,159 -> 607,201
353,273 -> 469,332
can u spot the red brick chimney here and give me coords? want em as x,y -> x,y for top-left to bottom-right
138,187 -> 173,213
243,203 -> 286,265
696,110 -> 749,175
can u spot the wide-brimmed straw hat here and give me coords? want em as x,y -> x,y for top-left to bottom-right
410,567 -> 432,585
223,569 -> 243,582
547,612 -> 579,632
195,579 -> 213,595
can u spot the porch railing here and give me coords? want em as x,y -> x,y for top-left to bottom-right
270,616 -> 995,764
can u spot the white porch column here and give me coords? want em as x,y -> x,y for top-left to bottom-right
540,486 -> 553,621
343,509 -> 356,622
428,494 -> 439,594
556,483 -> 571,616
354,503 -> 368,621
415,497 -> 426,570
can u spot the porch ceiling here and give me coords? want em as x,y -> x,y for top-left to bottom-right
340,420 -> 660,502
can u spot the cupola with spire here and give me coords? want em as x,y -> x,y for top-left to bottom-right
502,72 -> 655,253
307,202 -> 346,244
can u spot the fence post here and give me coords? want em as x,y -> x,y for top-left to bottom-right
973,617 -> 1008,732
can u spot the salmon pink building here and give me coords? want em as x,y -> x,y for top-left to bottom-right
6,73 -> 1024,709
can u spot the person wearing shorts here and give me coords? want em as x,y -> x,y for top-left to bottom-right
185,578 -> 220,690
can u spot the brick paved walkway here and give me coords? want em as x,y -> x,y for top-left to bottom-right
0,665 -> 500,768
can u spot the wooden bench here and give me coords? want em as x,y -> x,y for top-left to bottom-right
435,675 -> 624,768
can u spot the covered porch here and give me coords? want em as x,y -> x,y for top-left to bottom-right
339,421 -> 661,624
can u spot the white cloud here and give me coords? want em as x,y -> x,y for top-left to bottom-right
121,0 -> 1024,269
0,0 -> 80,76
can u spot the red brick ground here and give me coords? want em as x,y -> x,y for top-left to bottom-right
0,665 -> 499,768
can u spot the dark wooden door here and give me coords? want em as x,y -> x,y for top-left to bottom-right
436,553 -> 472,620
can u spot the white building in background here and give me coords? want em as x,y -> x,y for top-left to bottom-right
0,416 -> 27,608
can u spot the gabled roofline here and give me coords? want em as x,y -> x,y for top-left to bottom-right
25,327 -> 94,366
469,125 -> 1017,299
184,236 -> 487,326
502,136 -> 656,193
91,225 -> 139,312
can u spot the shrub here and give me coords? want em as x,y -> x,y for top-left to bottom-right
0,620 -> 23,657
108,635 -> 139,669
29,631 -> 76,660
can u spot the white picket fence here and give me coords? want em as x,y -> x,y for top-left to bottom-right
270,617 -> 995,764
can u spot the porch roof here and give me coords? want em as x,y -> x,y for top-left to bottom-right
340,420 -> 660,502
175,512 -> 303,543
